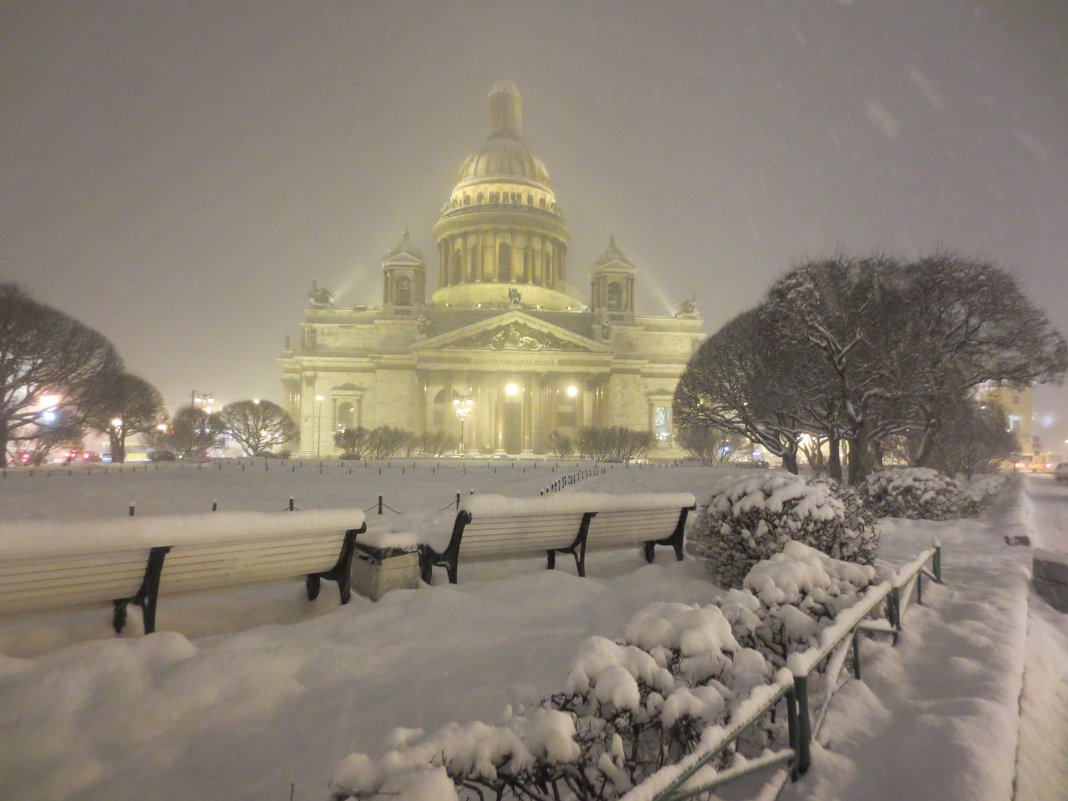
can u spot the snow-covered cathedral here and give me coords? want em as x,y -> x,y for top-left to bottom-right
279,83 -> 705,457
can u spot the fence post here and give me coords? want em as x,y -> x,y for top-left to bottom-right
288,497 -> 295,512
786,685 -> 801,781
378,495 -> 383,515
852,629 -> 862,680
933,544 -> 942,582
212,499 -> 218,512
888,586 -> 901,642
794,674 -> 811,775
916,570 -> 923,606
456,492 -> 461,510
129,502 -> 135,517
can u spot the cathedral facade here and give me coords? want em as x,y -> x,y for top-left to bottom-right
279,83 -> 704,458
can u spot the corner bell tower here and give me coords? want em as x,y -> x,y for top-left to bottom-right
382,227 -> 426,308
590,235 -> 637,324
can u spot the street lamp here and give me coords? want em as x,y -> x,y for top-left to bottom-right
315,395 -> 325,457
191,391 -> 215,413
453,395 -> 473,455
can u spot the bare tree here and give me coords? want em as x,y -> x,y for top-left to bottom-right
150,406 -> 224,458
674,309 -> 803,473
83,373 -> 166,462
218,400 -> 298,456
677,423 -> 748,465
0,284 -> 123,466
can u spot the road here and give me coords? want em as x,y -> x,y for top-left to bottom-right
1023,474 -> 1068,551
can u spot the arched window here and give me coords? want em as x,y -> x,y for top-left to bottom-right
607,282 -> 623,310
432,388 -> 462,429
395,276 -> 412,306
498,242 -> 512,280
451,248 -> 463,284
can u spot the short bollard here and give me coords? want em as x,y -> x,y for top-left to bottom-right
129,502 -> 136,517
212,500 -> 218,512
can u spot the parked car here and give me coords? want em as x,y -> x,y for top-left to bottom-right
149,450 -> 176,462
1054,463 -> 1068,484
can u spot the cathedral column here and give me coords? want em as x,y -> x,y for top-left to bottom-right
530,373 -> 543,453
521,373 -> 533,454
495,380 -> 506,454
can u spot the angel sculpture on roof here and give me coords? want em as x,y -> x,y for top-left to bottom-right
675,292 -> 700,318
307,279 -> 335,309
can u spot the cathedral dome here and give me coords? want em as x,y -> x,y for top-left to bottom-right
454,137 -> 552,188
432,83 -> 573,312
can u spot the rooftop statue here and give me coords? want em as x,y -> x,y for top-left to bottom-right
307,279 -> 335,309
675,292 -> 700,318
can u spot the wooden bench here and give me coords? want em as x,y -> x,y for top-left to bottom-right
419,492 -> 696,584
0,509 -> 366,634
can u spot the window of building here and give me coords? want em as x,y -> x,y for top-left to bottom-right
337,402 -> 355,431
654,405 -> 671,442
607,282 -> 623,310
395,276 -> 412,306
498,242 -> 512,278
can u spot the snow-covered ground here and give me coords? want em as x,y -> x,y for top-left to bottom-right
0,463 -> 1064,800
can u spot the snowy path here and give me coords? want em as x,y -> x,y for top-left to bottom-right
781,486 -> 1044,801
1016,477 -> 1068,801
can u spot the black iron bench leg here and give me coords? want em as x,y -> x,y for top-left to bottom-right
546,550 -> 556,570
446,558 -> 458,584
306,575 -> 321,600
113,545 -> 170,635
307,526 -> 362,605
643,541 -> 656,563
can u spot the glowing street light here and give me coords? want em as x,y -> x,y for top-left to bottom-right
453,395 -> 473,454
110,417 -> 123,429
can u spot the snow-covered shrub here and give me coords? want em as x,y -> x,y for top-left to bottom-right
330,542 -> 888,801
964,473 -> 1009,508
732,541 -> 878,665
862,467 -> 979,520
690,472 -> 877,589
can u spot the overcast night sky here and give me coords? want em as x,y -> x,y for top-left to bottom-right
3,1 -> 1067,447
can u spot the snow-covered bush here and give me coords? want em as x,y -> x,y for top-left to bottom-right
862,467 -> 979,520
690,472 -> 878,589
329,544 -> 883,801
730,541 -> 878,665
964,473 -> 1009,508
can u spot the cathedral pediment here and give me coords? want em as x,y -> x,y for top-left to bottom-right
417,311 -> 606,353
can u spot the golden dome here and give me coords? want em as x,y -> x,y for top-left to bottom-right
454,138 -> 552,188
441,83 -> 560,215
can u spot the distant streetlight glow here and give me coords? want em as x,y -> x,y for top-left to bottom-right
110,417 -> 123,429
566,385 -> 578,398
505,383 -> 520,397
453,395 -> 473,454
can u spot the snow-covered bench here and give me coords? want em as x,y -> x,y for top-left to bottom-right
419,492 -> 696,584
0,509 -> 366,634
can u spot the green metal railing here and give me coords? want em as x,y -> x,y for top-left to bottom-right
644,543 -> 943,801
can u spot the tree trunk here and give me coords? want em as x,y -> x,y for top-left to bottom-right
781,446 -> 799,475
847,425 -> 870,486
0,418 -> 8,467
914,417 -> 939,467
828,433 -> 842,481
109,432 -> 125,463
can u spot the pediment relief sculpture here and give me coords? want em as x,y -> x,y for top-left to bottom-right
446,322 -> 584,352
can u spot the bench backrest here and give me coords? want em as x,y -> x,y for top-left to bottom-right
585,506 -> 686,550
159,528 -> 348,594
0,528 -> 352,617
458,511 -> 587,560
0,546 -> 151,615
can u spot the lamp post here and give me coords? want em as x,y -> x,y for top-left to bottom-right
191,391 -> 215,413
453,395 -> 473,455
315,395 -> 325,457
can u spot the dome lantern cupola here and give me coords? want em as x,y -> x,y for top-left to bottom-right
431,84 -> 575,312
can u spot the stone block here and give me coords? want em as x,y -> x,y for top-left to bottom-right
1033,549 -> 1068,614
352,541 -> 421,601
